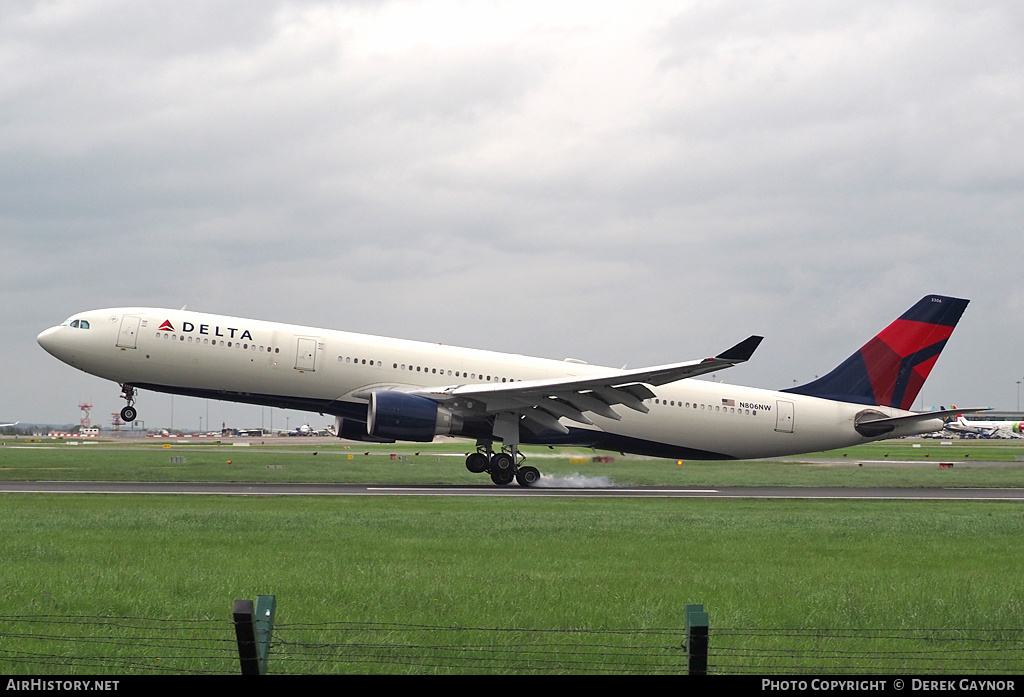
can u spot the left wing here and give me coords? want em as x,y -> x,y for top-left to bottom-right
413,335 -> 763,434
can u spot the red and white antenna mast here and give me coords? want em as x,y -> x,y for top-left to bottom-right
78,402 -> 93,430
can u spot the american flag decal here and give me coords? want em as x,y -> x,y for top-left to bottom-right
722,398 -> 735,407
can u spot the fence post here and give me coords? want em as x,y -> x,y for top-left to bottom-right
233,595 -> 276,675
254,594 -> 277,674
233,599 -> 259,675
685,603 -> 709,675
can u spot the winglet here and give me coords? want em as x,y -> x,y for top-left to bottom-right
716,335 -> 763,363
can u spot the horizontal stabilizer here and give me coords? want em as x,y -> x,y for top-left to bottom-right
855,407 -> 990,437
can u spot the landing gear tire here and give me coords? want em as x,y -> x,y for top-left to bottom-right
516,466 -> 541,487
490,468 -> 514,486
491,452 -> 515,474
466,452 -> 488,474
119,385 -> 138,423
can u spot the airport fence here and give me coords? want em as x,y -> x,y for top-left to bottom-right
1,599 -> 1023,675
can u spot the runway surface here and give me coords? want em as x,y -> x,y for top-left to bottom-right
1,480 -> 1023,500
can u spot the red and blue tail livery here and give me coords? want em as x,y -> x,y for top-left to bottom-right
785,295 -> 969,409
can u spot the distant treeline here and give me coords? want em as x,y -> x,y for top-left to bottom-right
0,424 -> 74,436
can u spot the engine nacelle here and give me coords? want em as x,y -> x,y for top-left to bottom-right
367,391 -> 461,442
334,416 -> 395,443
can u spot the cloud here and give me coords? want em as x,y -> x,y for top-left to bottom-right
3,0 -> 1024,426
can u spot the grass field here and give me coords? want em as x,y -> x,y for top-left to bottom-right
1,437 -> 1023,674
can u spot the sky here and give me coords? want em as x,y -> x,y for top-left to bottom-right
3,0 -> 1023,431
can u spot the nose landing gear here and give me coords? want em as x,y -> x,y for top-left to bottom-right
119,384 -> 138,422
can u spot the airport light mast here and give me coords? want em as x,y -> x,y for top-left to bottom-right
78,402 -> 93,431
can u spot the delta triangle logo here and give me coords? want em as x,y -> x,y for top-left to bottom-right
158,320 -> 175,332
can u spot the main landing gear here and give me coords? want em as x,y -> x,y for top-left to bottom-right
119,384 -> 138,422
465,442 -> 541,487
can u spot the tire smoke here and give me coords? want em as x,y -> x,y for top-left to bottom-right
533,473 -> 613,488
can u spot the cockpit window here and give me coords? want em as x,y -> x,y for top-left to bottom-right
80,320 -> 90,329
68,319 -> 90,329
70,320 -> 79,328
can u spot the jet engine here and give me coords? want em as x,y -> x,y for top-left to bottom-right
334,416 -> 395,443
367,391 -> 462,442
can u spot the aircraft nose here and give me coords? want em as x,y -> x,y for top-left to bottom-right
37,326 -> 62,356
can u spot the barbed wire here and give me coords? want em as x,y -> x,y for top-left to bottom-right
1,615 -> 1022,674
0,615 -> 236,675
707,626 -> 1024,675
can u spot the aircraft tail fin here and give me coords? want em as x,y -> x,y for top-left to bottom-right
784,295 -> 969,409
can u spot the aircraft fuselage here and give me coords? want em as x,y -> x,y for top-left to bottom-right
37,307 -> 940,460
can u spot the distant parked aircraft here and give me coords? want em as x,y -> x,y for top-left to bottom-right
943,413 -> 1023,438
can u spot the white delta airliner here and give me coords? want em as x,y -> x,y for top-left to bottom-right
37,294 -> 982,486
